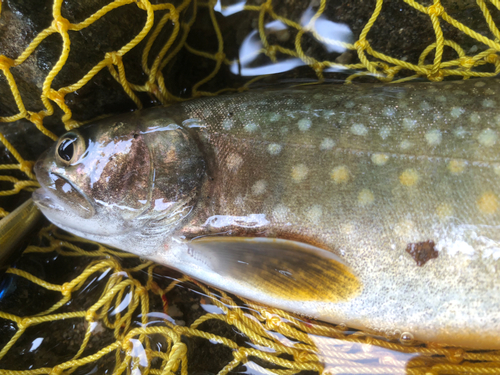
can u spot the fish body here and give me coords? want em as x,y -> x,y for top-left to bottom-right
33,78 -> 500,348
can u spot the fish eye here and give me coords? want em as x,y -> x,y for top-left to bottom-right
55,132 -> 85,165
58,137 -> 75,161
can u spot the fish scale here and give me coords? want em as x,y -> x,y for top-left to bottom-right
33,78 -> 500,349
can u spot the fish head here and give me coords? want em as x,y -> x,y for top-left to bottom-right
33,114 -> 206,250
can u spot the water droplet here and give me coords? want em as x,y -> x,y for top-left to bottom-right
399,332 -> 414,345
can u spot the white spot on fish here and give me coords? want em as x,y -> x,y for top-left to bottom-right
306,205 -> 323,224
269,113 -> 282,122
320,138 -> 335,150
436,203 -> 453,220
298,118 -> 312,132
371,153 -> 389,166
267,143 -> 282,155
383,107 -> 395,117
448,160 -> 466,174
485,88 -> 496,95
331,165 -> 350,184
425,129 -> 442,146
420,101 -> 431,111
450,107 -> 465,118
482,99 -> 495,108
222,119 -> 233,130
454,126 -> 468,138
358,189 -> 374,206
494,165 -> 500,176
478,128 -> 497,147
475,81 -> 486,87
244,123 -> 259,133
469,113 -> 481,124
394,220 -> 415,239
272,204 -> 290,221
379,126 -> 391,140
436,95 -> 447,103
361,105 -> 371,114
291,164 -> 308,182
202,108 -> 212,117
400,140 -> 412,150
252,180 -> 267,195
399,169 -> 419,186
345,101 -> 355,108
226,153 -> 243,172
341,223 -> 354,234
350,123 -> 368,136
234,195 -> 244,206
402,118 -> 417,130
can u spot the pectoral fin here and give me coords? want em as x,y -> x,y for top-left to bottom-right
187,237 -> 361,303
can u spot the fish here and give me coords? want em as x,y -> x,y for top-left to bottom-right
32,78 -> 500,349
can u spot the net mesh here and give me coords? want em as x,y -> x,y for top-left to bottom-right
0,0 -> 500,373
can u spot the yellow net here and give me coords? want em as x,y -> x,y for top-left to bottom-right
0,0 -> 500,373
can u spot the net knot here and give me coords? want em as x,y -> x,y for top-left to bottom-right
459,57 -> 475,69
215,52 -> 226,62
86,310 -> 96,322
266,45 -> 277,60
427,3 -> 444,16
28,112 -> 43,124
52,16 -> 71,33
61,282 -> 72,297
265,315 -> 282,330
427,70 -> 444,81
136,286 -> 148,296
145,81 -> 160,96
261,1 -> 272,11
49,366 -> 63,375
18,318 -> 30,330
233,348 -> 247,361
0,55 -> 14,70
105,51 -> 122,66
20,161 -> 34,175
135,0 -> 147,11
294,350 -> 311,362
226,310 -> 239,325
169,10 -> 179,24
354,40 -> 368,51
312,62 -> 324,75
486,53 -> 499,64
48,89 -> 66,106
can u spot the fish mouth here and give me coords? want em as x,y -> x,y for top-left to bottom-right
32,187 -> 65,212
33,172 -> 96,219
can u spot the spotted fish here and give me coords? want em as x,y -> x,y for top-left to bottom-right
33,78 -> 500,349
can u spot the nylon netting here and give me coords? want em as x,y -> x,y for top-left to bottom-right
0,0 -> 500,373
